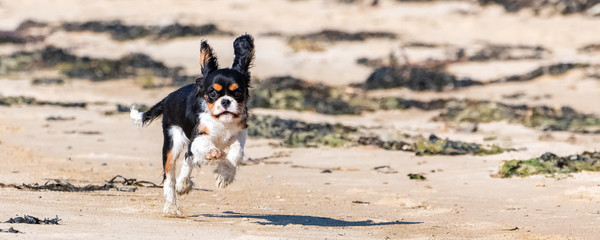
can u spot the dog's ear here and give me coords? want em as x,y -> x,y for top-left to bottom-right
231,34 -> 254,77
200,40 -> 218,77
195,77 -> 205,96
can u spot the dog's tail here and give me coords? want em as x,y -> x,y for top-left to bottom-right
130,98 -> 165,128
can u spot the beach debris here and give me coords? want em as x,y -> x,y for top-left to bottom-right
247,115 -> 357,148
0,46 -> 191,85
249,115 -> 509,155
1,175 -> 160,192
578,43 -> 600,54
244,151 -> 292,165
357,136 -> 413,151
351,200 -> 371,205
499,151 -> 600,178
61,21 -> 233,41
490,63 -> 588,83
477,0 -> 600,15
45,116 -> 75,121
249,76 -> 367,115
363,64 -> 481,91
373,165 -> 398,174
435,100 -> 600,134
408,173 -> 426,180
0,96 -> 86,108
467,44 -> 551,62
5,215 -> 61,225
288,29 -> 396,51
0,227 -> 20,233
32,78 -> 65,85
414,134 -> 507,156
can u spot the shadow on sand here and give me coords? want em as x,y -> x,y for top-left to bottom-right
191,211 -> 422,227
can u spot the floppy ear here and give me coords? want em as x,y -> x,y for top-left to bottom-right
200,40 -> 218,77
231,34 -> 255,77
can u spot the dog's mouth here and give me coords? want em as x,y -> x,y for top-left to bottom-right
215,111 -> 239,118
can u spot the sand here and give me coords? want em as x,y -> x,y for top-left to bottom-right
0,0 -> 599,239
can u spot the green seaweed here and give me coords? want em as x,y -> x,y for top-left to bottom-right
408,173 -> 426,180
414,134 -> 507,156
499,152 -> 600,178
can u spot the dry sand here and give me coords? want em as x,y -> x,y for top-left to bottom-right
0,0 -> 599,239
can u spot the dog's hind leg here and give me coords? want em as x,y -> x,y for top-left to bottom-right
176,152 -> 195,195
162,126 -> 188,217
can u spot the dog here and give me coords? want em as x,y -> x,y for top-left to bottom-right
130,34 -> 254,216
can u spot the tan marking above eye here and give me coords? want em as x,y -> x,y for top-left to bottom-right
229,83 -> 239,91
212,83 -> 223,91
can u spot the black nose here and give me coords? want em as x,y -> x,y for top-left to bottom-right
221,99 -> 231,108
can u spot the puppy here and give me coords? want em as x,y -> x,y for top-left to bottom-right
130,34 -> 254,216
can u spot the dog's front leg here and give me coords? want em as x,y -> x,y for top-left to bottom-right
214,130 -> 247,188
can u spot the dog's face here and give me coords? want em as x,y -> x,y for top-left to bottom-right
197,35 -> 254,123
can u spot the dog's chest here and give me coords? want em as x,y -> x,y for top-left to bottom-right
199,113 -> 242,148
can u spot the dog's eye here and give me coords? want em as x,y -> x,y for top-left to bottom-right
208,90 -> 218,99
233,90 -> 242,98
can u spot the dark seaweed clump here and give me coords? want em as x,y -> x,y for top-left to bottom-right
61,21 -> 233,41
490,63 -> 589,83
500,151 -> 600,178
578,44 -> 600,53
478,0 -> 600,15
0,46 -> 193,84
363,65 -> 482,91
248,115 -> 509,156
247,115 -> 357,148
288,29 -> 396,51
2,175 -> 159,192
249,76 -> 368,115
468,44 -> 551,62
436,100 -> 600,133
5,215 -> 61,225
414,134 -> 507,156
0,96 -> 86,108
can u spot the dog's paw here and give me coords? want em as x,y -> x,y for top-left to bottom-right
162,202 -> 182,217
176,178 -> 194,195
205,148 -> 224,161
215,172 -> 235,189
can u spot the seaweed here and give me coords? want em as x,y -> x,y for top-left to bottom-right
499,151 -> 600,178
490,63 -> 589,83
5,215 -> 61,225
32,78 -> 64,85
249,76 -> 368,115
0,46 -> 188,83
288,29 -> 396,51
436,99 -> 600,133
414,134 -> 507,156
1,175 -> 160,192
408,173 -> 426,180
363,65 -> 481,91
478,0 -> 600,15
468,44 -> 551,62
0,96 -> 86,108
0,227 -> 20,233
249,115 -> 510,155
61,21 -> 233,41
247,115 -> 357,148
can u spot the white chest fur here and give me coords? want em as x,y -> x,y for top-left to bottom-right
199,112 -> 243,149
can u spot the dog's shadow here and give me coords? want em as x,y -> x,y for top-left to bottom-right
190,211 -> 422,227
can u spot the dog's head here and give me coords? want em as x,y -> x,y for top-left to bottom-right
196,34 -> 254,123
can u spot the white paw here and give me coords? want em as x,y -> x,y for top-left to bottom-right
176,178 -> 194,195
215,172 -> 235,189
163,202 -> 182,217
205,148 -> 225,161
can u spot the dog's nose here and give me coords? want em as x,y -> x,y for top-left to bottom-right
221,99 -> 231,108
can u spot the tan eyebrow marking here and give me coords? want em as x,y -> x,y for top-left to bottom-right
212,83 -> 223,91
229,83 -> 239,91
